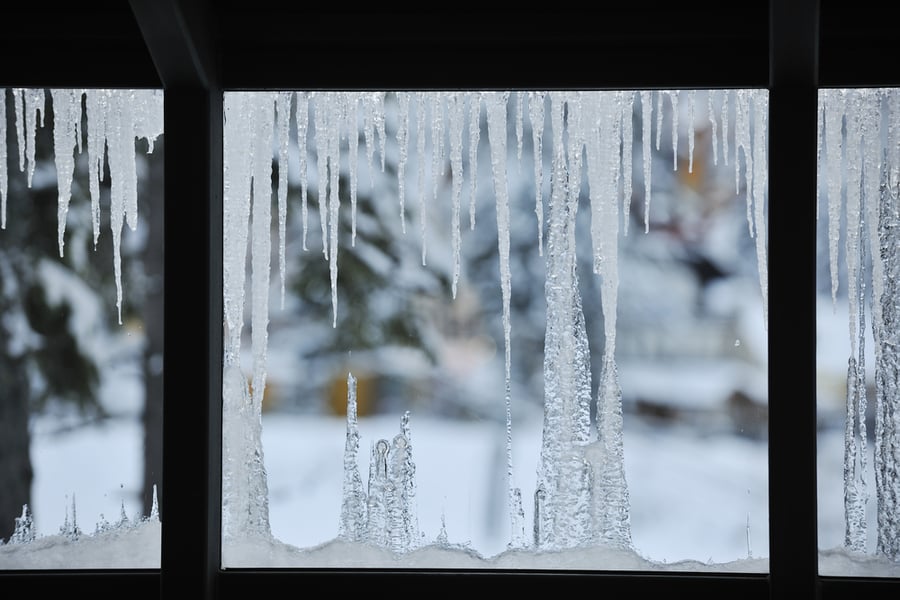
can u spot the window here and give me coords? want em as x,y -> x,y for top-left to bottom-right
0,87 -> 164,569
1,1 -> 898,597
221,88 -> 771,570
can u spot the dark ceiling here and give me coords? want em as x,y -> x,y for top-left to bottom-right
0,2 -> 897,89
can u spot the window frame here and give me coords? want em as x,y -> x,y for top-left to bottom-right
1,1 -> 897,598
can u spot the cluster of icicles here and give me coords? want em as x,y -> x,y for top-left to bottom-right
819,88 -> 900,561
221,89 -> 770,553
0,88 -> 164,324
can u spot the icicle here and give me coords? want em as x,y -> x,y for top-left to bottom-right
374,92 -> 387,173
24,88 -> 45,188
640,90 -> 653,233
1,88 -> 7,229
844,91 -> 863,358
516,90 -> 525,161
709,89 -> 719,166
313,93 -> 329,259
687,89 -> 696,173
735,90 -> 754,238
14,88 -> 25,174
669,90 -> 679,171
655,90 -> 663,151
468,92 -> 481,230
276,91 -> 292,309
324,92 -> 342,328
396,91 -> 411,234
431,93 -> 443,214
51,89 -> 80,257
345,94 -> 359,246
363,93 -> 377,192
620,91 -> 634,236
825,89 -> 845,306
529,91 -> 545,254
722,89 -> 731,167
84,90 -> 106,248
751,91 -> 769,328
817,91 -> 825,220
416,91 -> 428,265
223,93 -> 253,362
484,90 -> 524,548
106,92 -> 128,324
295,91 -> 310,251
251,93 -> 275,408
339,372 -> 367,541
447,92 -> 465,299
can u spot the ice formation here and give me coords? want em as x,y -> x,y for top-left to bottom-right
220,89 -> 770,554
0,87 -> 781,558
819,88 -> 900,561
0,88 -> 163,324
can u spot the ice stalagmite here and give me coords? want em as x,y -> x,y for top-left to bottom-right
535,92 -> 593,550
484,90 -> 525,548
875,119 -> 900,560
339,373 -> 367,541
361,413 -> 419,553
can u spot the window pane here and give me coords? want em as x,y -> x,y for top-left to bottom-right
816,87 -> 900,577
0,88 -> 163,569
222,90 -> 768,570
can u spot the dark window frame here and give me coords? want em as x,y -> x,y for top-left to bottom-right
1,1 -> 897,598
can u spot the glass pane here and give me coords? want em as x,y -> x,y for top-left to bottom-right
816,88 -> 900,577
222,90 -> 769,571
0,88 -> 163,568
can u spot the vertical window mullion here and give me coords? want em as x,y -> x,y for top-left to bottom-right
768,1 -> 821,598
